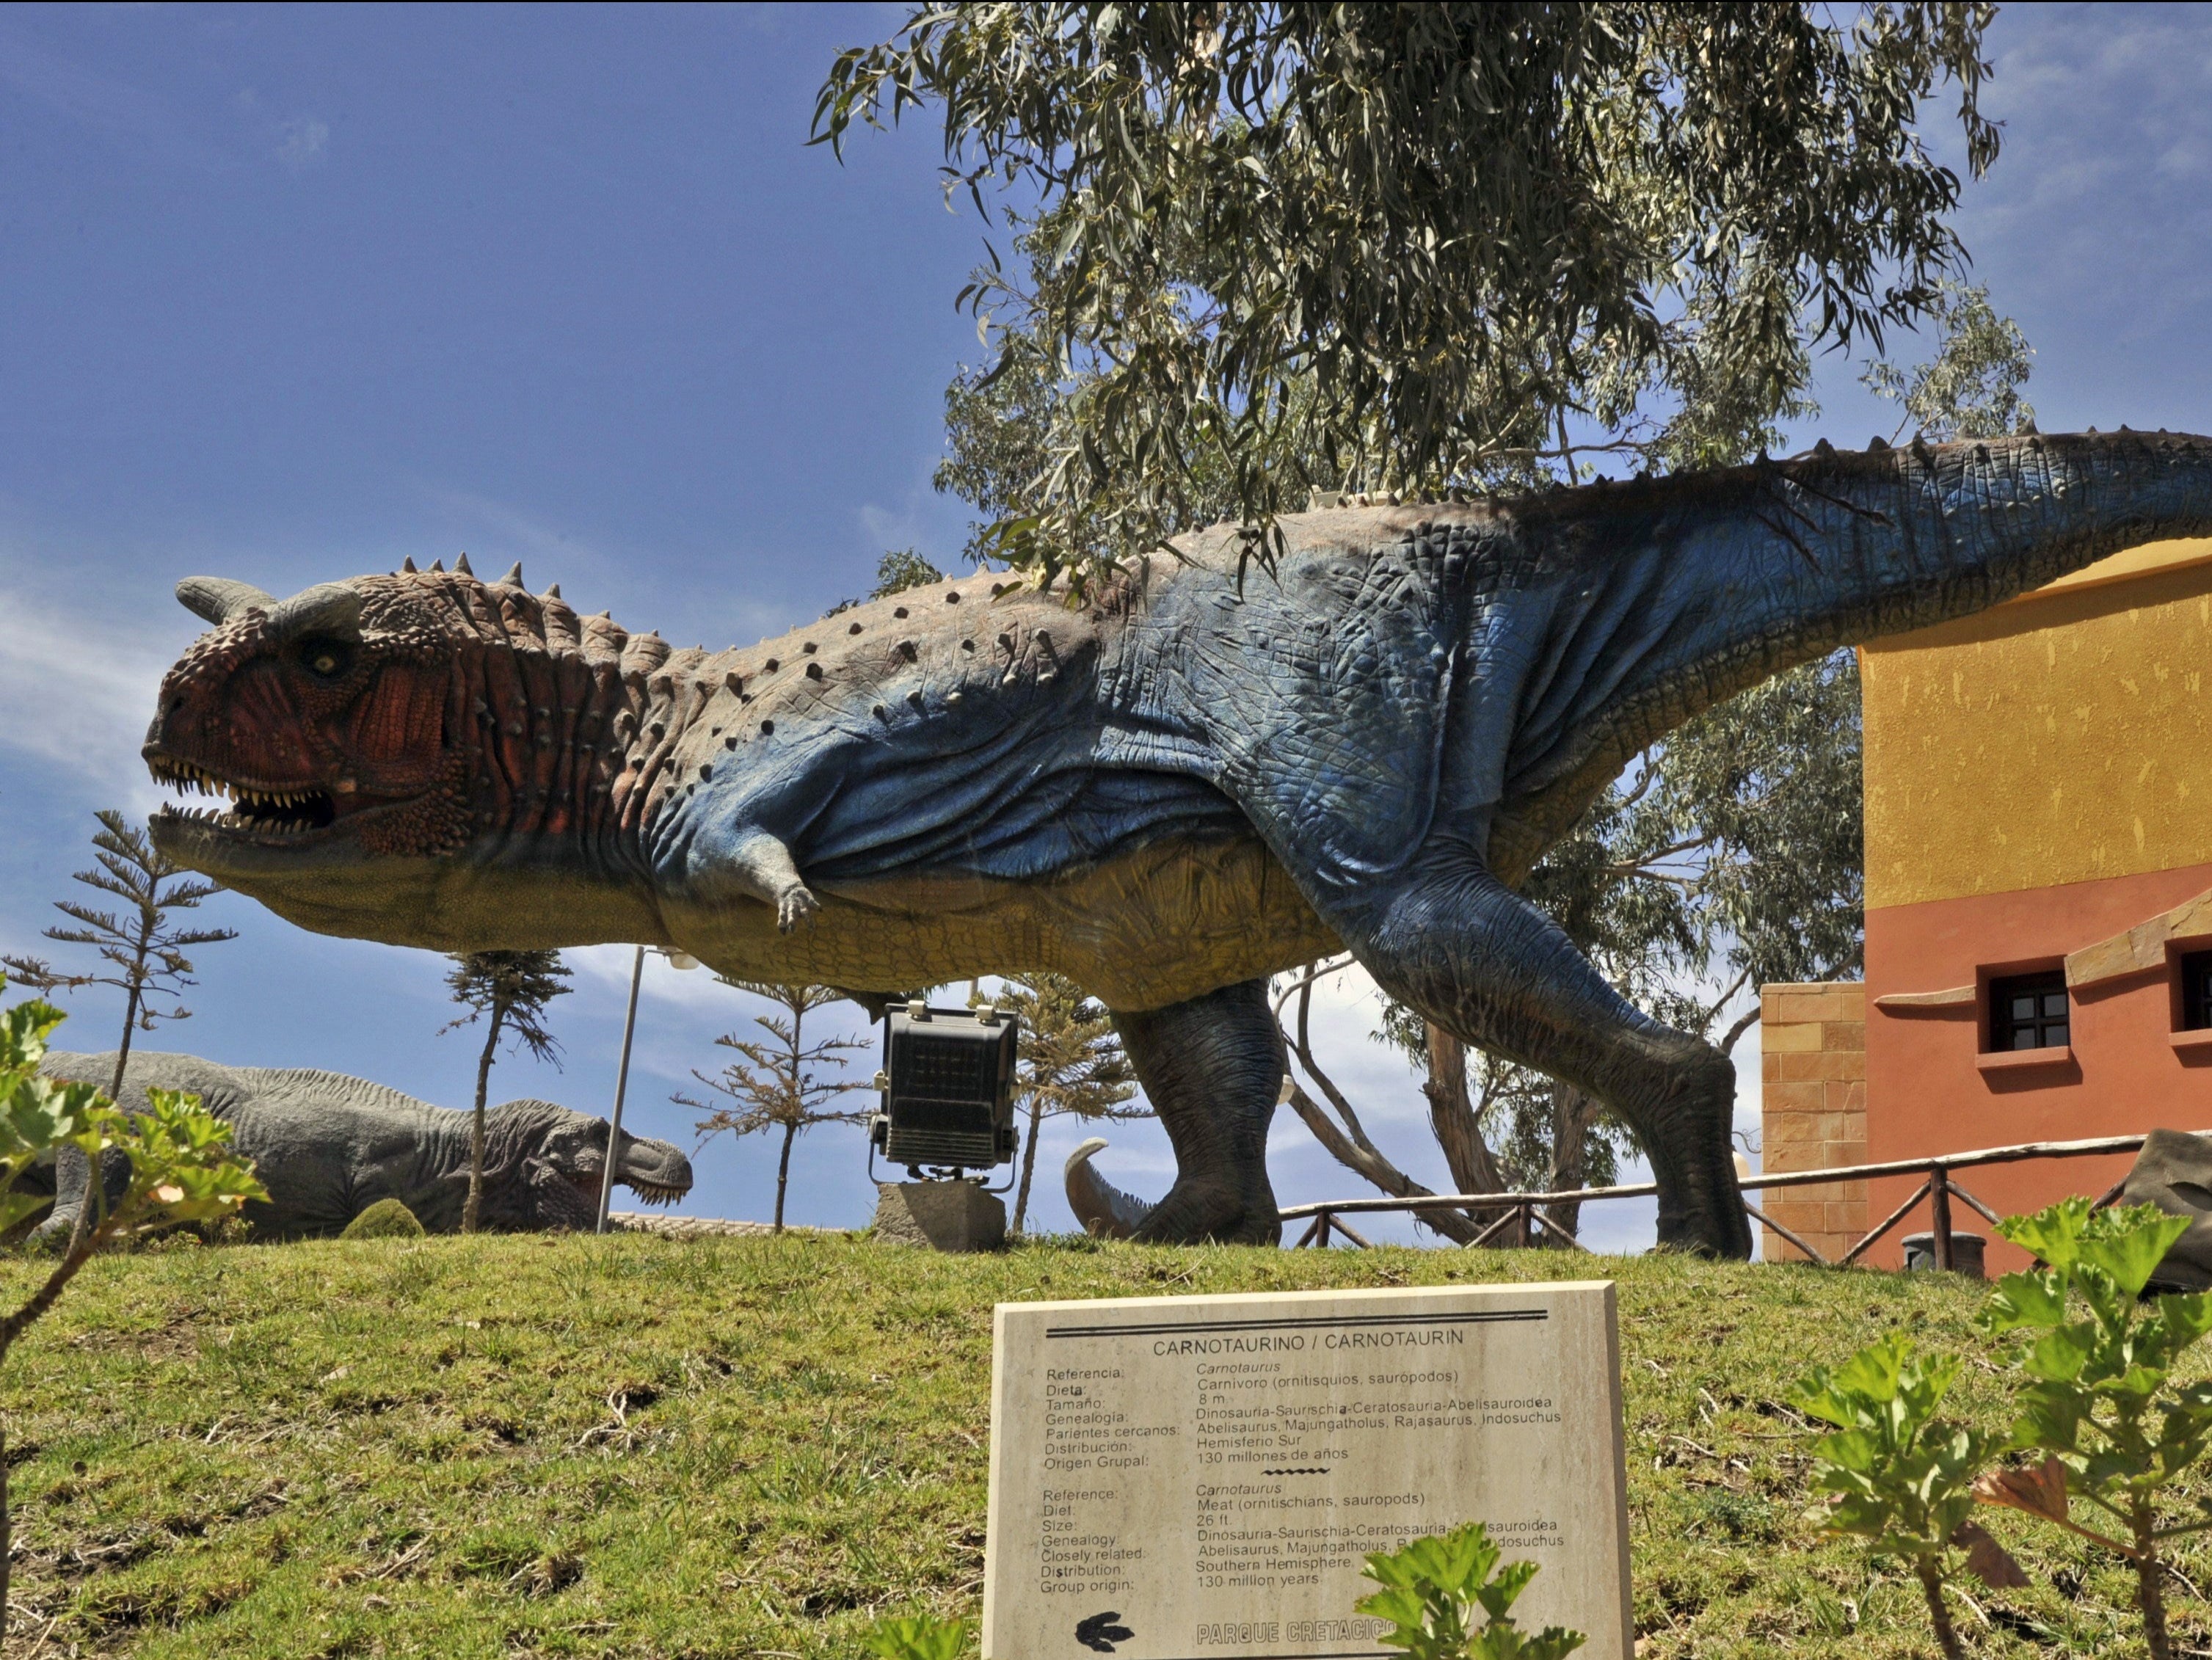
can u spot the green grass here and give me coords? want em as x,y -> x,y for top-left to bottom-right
0,1232 -> 2204,1657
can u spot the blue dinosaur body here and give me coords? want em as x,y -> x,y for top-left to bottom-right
143,432 -> 2212,1252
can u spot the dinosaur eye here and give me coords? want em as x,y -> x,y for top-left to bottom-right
300,638 -> 352,680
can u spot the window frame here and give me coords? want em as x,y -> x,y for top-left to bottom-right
2181,949 -> 2212,1034
1987,969 -> 2070,1053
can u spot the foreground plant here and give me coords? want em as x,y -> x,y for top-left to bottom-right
860,1612 -> 972,1659
1791,1330 -> 2007,1660
1356,1521 -> 1584,1660
0,986 -> 263,1617
1976,1199 -> 2212,1660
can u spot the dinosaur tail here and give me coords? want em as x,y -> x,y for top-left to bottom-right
1064,1138 -> 1155,1239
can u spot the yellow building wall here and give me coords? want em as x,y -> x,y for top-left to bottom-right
1861,539 -> 2212,910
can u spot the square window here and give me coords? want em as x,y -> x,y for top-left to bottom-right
1990,970 -> 2069,1052
2183,952 -> 2212,1033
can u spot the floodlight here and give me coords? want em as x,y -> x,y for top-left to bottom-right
869,1002 -> 1019,1176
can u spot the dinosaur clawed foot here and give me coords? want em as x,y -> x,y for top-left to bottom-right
1065,1141 -> 1280,1245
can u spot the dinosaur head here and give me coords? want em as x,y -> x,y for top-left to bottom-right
145,560 -> 669,949
479,1099 -> 694,1231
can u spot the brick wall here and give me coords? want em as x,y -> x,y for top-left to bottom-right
1758,982 -> 1868,1263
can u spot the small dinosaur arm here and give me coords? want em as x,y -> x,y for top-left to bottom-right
140,432 -> 2212,1255
34,1050 -> 692,1237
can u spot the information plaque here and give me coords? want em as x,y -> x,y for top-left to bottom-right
983,1281 -> 1629,1660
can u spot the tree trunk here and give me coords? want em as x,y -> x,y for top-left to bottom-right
1545,1082 -> 1605,1242
774,1121 -> 796,1234
73,961 -> 149,1261
1011,1095 -> 1044,1234
2135,1507 -> 2172,1660
1913,1554 -> 1965,1660
1281,1082 -> 1483,1245
1421,1024 -> 1516,1243
464,1008 -> 503,1234
1,1418 -> 11,1635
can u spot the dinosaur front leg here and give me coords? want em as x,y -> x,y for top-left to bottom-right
1109,979 -> 1285,1245
1338,841 -> 1751,1259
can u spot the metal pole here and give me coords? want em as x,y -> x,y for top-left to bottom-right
596,944 -> 645,1234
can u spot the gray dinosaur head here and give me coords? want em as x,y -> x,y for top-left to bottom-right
481,1099 -> 694,1231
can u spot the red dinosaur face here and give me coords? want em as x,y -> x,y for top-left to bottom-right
145,573 -> 473,870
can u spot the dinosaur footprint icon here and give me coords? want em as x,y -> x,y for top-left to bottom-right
1074,1610 -> 1134,1653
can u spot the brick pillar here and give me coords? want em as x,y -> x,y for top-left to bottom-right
1758,983 -> 1868,1262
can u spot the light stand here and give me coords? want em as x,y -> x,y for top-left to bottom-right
595,945 -> 699,1233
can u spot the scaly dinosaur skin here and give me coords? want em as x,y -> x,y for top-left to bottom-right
143,433 -> 2212,1255
36,1050 -> 692,1238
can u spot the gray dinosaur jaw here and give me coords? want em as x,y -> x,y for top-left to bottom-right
613,1138 -> 694,1207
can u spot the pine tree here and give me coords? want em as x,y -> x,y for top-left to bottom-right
4,809 -> 238,1104
441,950 -> 570,1233
986,974 -> 1141,1234
680,983 -> 870,1231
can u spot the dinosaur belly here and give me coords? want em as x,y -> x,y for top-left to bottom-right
664,832 -> 1342,1011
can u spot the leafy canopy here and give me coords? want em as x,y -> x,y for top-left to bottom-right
818,2 -> 2000,589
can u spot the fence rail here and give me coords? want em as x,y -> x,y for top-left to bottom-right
1280,1133 -> 2152,1267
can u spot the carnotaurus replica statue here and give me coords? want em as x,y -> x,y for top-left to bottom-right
140,432 -> 2212,1255
36,1050 -> 692,1238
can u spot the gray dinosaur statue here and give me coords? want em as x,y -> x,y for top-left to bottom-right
137,432 -> 2212,1255
36,1050 -> 691,1238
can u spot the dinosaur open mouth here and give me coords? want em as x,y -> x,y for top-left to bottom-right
147,757 -> 371,839
564,1170 -> 688,1208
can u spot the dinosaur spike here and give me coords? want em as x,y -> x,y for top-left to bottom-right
431,558 -> 445,573
500,562 -> 524,587
544,583 -> 561,599
401,556 -> 418,573
454,553 -> 474,576
1867,436 -> 1889,452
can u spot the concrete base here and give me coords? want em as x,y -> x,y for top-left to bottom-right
873,1182 -> 1006,1252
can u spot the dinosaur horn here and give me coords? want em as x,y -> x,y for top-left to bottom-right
498,561 -> 523,588
263,581 -> 363,641
401,556 -> 418,573
175,576 -> 277,626
454,553 -> 473,576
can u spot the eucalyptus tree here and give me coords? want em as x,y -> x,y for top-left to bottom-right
818,1 -> 2001,589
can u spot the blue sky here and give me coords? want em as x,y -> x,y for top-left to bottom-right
0,3 -> 2207,1245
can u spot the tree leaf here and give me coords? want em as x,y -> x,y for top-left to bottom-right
1974,1456 -> 2068,1524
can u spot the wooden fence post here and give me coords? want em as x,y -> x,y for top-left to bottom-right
1929,1165 -> 1954,1272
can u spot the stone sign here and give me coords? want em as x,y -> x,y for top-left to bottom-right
983,1281 -> 1629,1660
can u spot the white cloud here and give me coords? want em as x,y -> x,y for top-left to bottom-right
0,584 -> 178,812
274,116 -> 328,173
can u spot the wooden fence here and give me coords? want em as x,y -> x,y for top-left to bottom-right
1279,1133 -> 2153,1267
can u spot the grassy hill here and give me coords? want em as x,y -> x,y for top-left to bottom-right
0,1231 -> 2201,1659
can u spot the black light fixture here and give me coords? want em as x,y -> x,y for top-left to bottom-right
870,1000 -> 1019,1177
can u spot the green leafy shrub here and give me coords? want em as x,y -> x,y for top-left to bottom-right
0,983 -> 264,1612
860,1612 -> 971,1659
341,1197 -> 426,1240
1356,1521 -> 1584,1660
1976,1198 -> 2212,1660
1790,1329 -> 2006,1660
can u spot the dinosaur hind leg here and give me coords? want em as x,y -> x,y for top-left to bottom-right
1107,979 -> 1284,1245
1337,841 -> 1750,1259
